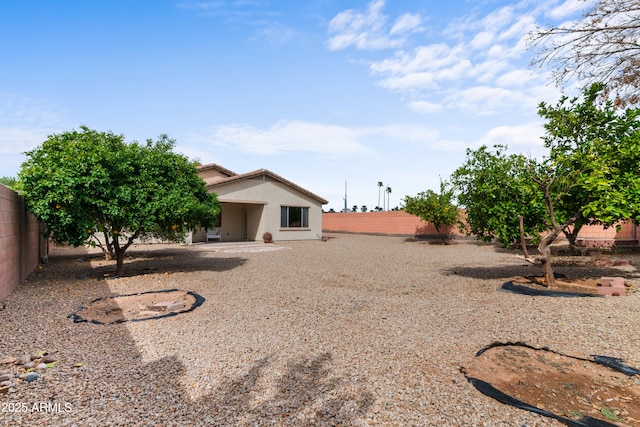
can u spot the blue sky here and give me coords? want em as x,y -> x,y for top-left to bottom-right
0,0 -> 589,211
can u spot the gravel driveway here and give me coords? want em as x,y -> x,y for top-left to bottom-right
1,233 -> 639,426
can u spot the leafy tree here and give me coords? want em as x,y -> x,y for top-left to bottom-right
453,85 -> 640,287
18,126 -> 220,276
0,176 -> 17,189
403,181 -> 459,244
533,83 -> 640,285
361,205 -> 368,212
530,0 -> 640,107
377,181 -> 383,210
451,145 -> 547,248
352,205 -> 358,212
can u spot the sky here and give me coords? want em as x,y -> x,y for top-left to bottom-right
0,0 -> 590,211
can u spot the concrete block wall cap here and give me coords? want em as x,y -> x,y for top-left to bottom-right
597,287 -> 626,296
599,277 -> 627,287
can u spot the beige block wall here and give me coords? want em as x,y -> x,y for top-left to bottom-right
323,210 -> 640,245
0,185 -> 48,301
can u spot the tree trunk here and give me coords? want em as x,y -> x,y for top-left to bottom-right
562,224 -> 581,253
538,240 -> 557,288
518,215 -> 529,258
112,236 -> 125,276
115,252 -> 125,277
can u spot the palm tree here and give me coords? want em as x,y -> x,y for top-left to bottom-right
377,181 -> 383,210
386,185 -> 392,211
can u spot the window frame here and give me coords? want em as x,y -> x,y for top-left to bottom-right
280,206 -> 309,229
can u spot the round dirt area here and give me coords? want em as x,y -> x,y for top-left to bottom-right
462,342 -> 640,426
69,289 -> 204,324
502,276 -> 631,297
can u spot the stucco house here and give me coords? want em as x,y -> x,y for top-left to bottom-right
193,164 -> 328,243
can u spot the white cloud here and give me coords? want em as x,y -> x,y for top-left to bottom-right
187,120 -> 456,161
546,0 -> 593,20
473,122 -> 547,158
408,100 -> 443,114
390,13 -> 423,35
0,128 -> 50,155
495,69 -> 537,88
443,86 -> 531,115
326,0 -> 422,50
192,120 -> 373,157
470,31 -> 494,50
0,94 -> 65,155
371,44 -> 471,91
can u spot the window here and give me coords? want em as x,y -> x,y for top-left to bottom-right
281,206 -> 309,228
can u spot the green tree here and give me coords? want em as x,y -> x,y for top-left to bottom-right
451,145 -> 547,248
533,83 -> 640,285
0,176 -> 18,189
403,181 -> 459,244
18,126 -> 220,276
452,84 -> 640,287
377,181 -> 383,210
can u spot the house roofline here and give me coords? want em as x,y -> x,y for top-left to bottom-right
196,163 -> 237,177
207,168 -> 329,205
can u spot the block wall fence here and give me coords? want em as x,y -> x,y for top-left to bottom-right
322,210 -> 640,246
0,185 -> 48,302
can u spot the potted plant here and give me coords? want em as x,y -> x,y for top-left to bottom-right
262,231 -> 273,243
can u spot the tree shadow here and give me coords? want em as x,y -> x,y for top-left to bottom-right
66,246 -> 248,278
443,263 -> 638,281
196,353 -> 374,425
1,249 -> 375,426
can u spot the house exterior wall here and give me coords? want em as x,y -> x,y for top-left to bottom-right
0,185 -> 48,302
208,176 -> 324,242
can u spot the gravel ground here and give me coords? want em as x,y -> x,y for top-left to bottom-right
1,233 -> 639,426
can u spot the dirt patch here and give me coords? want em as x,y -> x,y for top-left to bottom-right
503,276 -> 632,297
462,343 -> 640,426
69,289 -> 203,324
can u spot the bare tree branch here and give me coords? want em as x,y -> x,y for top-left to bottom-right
529,0 -> 640,107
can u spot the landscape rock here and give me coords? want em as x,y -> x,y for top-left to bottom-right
42,355 -> 56,363
16,355 -> 31,365
0,373 -> 13,382
0,356 -> 16,365
25,372 -> 40,383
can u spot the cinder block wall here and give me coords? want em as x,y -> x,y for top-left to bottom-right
322,210 -> 639,245
321,211 -> 466,238
0,185 -> 47,301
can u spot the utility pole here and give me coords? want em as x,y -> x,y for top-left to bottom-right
343,180 -> 348,212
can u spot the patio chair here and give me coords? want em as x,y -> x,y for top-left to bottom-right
207,228 -> 222,241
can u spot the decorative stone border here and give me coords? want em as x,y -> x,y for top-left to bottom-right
68,289 -> 205,325
500,281 -> 599,298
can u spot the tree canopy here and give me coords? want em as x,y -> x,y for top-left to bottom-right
403,181 -> 459,244
530,0 -> 640,107
452,84 -> 640,286
18,126 -> 220,275
451,145 -> 547,248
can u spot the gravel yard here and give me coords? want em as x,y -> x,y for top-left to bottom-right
1,233 -> 639,426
